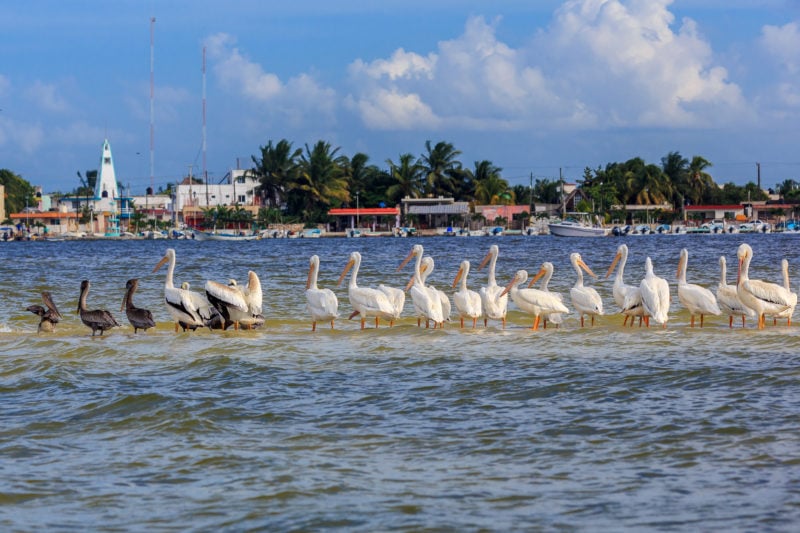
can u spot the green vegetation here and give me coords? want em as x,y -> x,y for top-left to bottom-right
2,143 -> 793,226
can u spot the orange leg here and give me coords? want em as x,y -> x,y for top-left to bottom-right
312,321 -> 317,332
690,315 -> 695,328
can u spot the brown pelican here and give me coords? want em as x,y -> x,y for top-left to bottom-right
26,291 -> 63,333
153,248 -> 223,332
121,278 -> 156,333
77,280 -> 121,336
205,271 -> 264,330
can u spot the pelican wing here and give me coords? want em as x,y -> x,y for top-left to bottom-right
454,289 -> 482,319
640,277 -> 670,323
245,271 -> 263,315
716,284 -> 754,317
678,283 -> 721,315
306,288 -> 339,320
742,279 -> 793,310
350,286 -> 396,317
570,286 -> 604,315
42,291 -> 63,320
480,285 -> 508,319
205,280 -> 248,312
378,284 -> 406,316
621,287 -> 644,315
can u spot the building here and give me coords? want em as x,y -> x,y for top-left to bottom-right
174,169 -> 262,228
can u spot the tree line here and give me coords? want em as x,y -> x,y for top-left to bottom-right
3,140 -> 798,225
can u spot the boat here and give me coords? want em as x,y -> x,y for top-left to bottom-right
547,218 -> 609,237
302,228 -> 323,238
346,229 -> 362,238
192,229 -> 260,241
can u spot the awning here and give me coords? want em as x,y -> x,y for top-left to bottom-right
408,202 -> 469,215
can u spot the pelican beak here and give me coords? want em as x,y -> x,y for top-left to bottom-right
528,267 -> 546,288
452,267 -> 463,289
579,259 -> 598,279
676,262 -> 682,279
477,251 -> 492,271
153,255 -> 169,273
337,259 -> 354,287
606,252 -> 621,279
397,251 -> 415,272
501,275 -> 517,297
404,274 -> 415,292
306,264 -> 313,290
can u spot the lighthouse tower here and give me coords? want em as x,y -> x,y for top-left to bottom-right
94,139 -> 119,213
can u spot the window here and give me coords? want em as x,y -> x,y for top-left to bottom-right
238,195 -> 246,203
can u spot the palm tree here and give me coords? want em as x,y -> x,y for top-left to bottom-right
686,156 -> 714,205
386,153 -> 424,204
419,140 -> 463,197
250,139 -> 301,209
471,160 -> 509,205
293,140 -> 350,221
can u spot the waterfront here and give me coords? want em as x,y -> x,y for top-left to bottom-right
1,235 -> 799,530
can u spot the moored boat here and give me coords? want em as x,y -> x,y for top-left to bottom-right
548,218 -> 608,237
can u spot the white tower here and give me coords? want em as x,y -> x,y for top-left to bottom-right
94,139 -> 119,212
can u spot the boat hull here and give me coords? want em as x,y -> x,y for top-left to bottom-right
192,230 -> 260,241
548,223 -> 608,237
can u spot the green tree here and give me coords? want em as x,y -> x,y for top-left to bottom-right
471,160 -> 508,205
0,169 -> 36,217
250,139 -> 301,209
686,156 -> 714,205
292,140 -> 350,221
386,153 -> 424,204
419,140 -> 463,197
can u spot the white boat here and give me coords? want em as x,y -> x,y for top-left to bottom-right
192,229 -> 260,241
346,229 -> 362,238
547,218 -> 609,237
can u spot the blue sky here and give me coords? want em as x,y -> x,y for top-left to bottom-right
1,0 -> 799,194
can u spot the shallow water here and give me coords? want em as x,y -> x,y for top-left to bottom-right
2,235 -> 800,530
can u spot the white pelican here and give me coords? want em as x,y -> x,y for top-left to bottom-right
377,282 -> 406,328
305,254 -> 339,331
716,255 -> 753,328
771,258 -> 797,326
421,256 -> 451,324
527,262 -> 564,328
639,257 -> 670,327
452,260 -> 482,328
477,244 -> 509,328
27,291 -> 63,333
676,248 -> 721,327
736,243 -> 793,329
606,244 -> 645,326
398,245 -> 444,328
121,278 -> 156,333
569,252 -> 604,327
153,248 -> 224,332
77,279 -> 121,336
337,251 -> 396,329
501,270 -> 569,330
205,271 -> 264,330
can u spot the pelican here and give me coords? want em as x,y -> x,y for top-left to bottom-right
77,279 -> 121,336
477,244 -> 508,328
121,278 -> 156,333
153,248 -> 224,332
736,243 -> 793,329
606,244 -> 645,326
676,248 -> 721,327
501,270 -> 569,330
569,252 -> 604,327
639,257 -> 670,327
772,259 -> 798,325
398,245 -> 444,328
305,254 -> 339,331
337,251 -> 396,329
26,291 -> 63,333
452,260 -> 482,328
205,271 -> 264,330
716,255 -> 753,328
527,262 -> 564,328
421,256 -> 451,325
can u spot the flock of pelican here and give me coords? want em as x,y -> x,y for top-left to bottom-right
24,243 -> 797,335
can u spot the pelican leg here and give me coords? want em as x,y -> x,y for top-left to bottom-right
623,315 -> 629,327
417,318 -> 421,327
472,318 -> 477,328
389,320 -> 395,328
773,317 -> 777,326
174,322 -> 179,333
375,317 -> 379,328
532,315 -> 540,331
700,315 -> 704,328
690,316 -> 695,328
729,315 -> 733,328
312,321 -> 317,332
741,315 -> 745,328
484,317 -> 488,327
360,318 -> 366,330
580,315 -> 585,328
591,315 -> 595,326
644,316 -> 650,328
330,320 -> 335,329
349,311 -> 359,320
502,317 -> 506,330
460,317 -> 464,328
638,317 -> 642,327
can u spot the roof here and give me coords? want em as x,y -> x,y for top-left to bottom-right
408,202 -> 469,215
328,207 -> 399,216
684,205 -> 744,211
10,211 -> 80,219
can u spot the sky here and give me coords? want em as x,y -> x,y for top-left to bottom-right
1,0 -> 799,195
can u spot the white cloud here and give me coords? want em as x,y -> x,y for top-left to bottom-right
25,80 -> 70,113
347,0 -> 749,132
761,21 -> 800,75
205,32 -> 336,125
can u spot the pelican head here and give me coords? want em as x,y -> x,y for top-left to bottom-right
501,270 -> 528,297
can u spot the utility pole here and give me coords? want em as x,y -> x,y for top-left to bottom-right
560,167 -> 565,218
